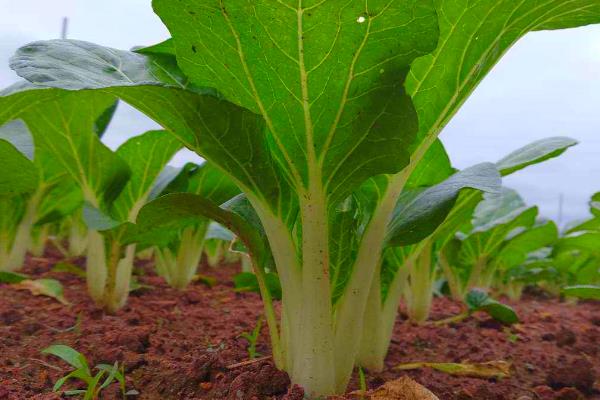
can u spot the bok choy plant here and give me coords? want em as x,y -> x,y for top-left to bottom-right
356,137 -> 574,371
551,196 -> 600,297
443,188 -> 558,298
0,120 -> 74,271
7,0 -> 600,396
152,162 -> 239,289
0,84 -> 181,312
81,130 -> 181,312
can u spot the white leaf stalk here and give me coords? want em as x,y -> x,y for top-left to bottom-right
86,231 -> 137,314
29,224 -> 50,257
155,222 -> 208,289
204,239 -> 224,268
403,243 -> 435,324
67,213 -> 89,257
0,189 -> 43,272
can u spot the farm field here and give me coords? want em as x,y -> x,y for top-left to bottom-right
2,1 -> 600,399
1,248 -> 599,400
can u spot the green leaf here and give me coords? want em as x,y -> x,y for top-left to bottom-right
153,0 -> 439,202
0,271 -> 29,284
35,180 -> 83,226
135,38 -> 175,56
0,135 -> 38,196
111,130 -> 182,222
386,163 -> 500,246
42,345 -> 90,372
565,217 -> 600,235
555,231 -> 600,253
9,40 -> 287,215
407,1 -> 600,154
494,221 -> 558,269
94,101 -> 119,138
562,285 -> 600,300
83,203 -> 121,231
465,289 -> 518,325
0,119 -> 34,160
495,137 -> 578,176
590,192 -> 600,218
10,40 -> 196,91
329,196 -> 361,305
471,188 -> 528,231
0,85 -> 131,208
233,271 -> 282,301
149,165 -> 181,200
52,262 -> 87,278
406,139 -> 454,188
134,193 -> 270,266
205,222 -> 235,242
97,362 -> 123,391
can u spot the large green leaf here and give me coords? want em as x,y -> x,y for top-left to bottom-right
386,162 -> 501,246
132,161 -> 241,248
407,0 -> 600,155
153,0 -> 439,202
10,40 -> 290,220
495,137 -> 577,176
406,139 -> 454,188
134,193 -> 270,266
186,162 -> 241,203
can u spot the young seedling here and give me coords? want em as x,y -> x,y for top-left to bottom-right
42,344 -> 133,399
240,316 -> 264,360
434,289 -> 518,326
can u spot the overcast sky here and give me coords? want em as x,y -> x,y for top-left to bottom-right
1,1 -> 599,225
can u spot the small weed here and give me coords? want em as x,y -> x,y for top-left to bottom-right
42,344 -> 135,399
240,316 -> 263,359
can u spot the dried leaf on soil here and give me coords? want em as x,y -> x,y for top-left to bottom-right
366,376 -> 439,400
395,360 -> 511,379
14,278 -> 69,305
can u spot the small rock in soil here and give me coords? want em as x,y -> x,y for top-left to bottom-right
556,327 -> 576,347
541,332 -> 556,341
227,363 -> 290,399
0,310 -> 22,325
532,385 -> 556,400
478,319 -> 504,331
546,357 -> 596,393
282,385 -> 304,400
553,387 -> 585,400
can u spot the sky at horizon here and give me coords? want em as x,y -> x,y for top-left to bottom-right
1,1 -> 599,225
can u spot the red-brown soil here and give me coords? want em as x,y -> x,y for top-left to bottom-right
1,246 -> 599,400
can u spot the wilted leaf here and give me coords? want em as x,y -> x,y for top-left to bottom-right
14,278 -> 69,304
395,360 -> 511,380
